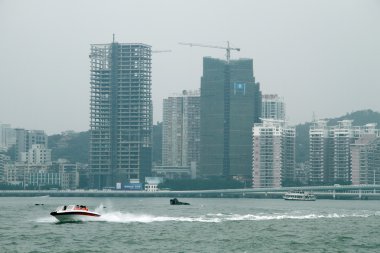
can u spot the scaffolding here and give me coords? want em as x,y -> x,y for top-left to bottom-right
89,42 -> 152,188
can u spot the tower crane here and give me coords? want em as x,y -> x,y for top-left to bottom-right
152,50 -> 172,53
178,41 -> 240,63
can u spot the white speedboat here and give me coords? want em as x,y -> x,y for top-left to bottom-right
283,190 -> 316,201
50,205 -> 101,222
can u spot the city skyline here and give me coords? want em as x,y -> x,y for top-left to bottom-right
1,0 -> 380,134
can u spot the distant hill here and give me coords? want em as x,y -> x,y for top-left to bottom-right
296,109 -> 380,163
49,131 -> 89,163
48,110 -> 380,165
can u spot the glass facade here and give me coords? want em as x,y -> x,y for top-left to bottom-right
200,57 -> 261,179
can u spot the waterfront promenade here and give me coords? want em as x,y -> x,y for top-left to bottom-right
1,185 -> 380,199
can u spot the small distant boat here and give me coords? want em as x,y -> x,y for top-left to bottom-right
170,198 -> 190,205
50,205 -> 101,222
283,190 -> 316,201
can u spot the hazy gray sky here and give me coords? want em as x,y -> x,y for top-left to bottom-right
0,0 -> 379,134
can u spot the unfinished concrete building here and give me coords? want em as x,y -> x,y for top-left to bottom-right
89,40 -> 152,189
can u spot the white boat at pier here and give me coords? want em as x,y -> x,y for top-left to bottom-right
283,190 -> 316,201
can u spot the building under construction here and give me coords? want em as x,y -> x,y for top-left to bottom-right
200,57 -> 261,181
89,40 -> 152,189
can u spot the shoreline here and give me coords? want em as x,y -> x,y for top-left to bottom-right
1,190 -> 380,200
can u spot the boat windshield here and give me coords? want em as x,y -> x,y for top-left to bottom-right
66,205 -> 76,210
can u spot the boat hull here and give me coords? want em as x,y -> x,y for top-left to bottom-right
50,211 -> 101,222
283,197 -> 316,201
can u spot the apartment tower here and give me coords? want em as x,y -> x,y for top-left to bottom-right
351,124 -> 380,185
162,90 -> 200,168
252,119 -> 295,188
261,94 -> 285,121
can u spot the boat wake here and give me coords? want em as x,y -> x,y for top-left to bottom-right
36,204 -> 380,224
97,211 -> 380,223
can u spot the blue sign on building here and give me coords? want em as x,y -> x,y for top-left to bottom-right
124,183 -> 143,191
233,82 -> 246,95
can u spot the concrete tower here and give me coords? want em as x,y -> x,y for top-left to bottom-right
89,40 -> 152,188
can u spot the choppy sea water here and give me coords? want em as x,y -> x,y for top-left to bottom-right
1,197 -> 380,252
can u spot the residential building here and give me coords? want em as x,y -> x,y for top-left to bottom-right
309,120 -> 330,184
58,162 -> 80,189
4,163 -> 50,186
252,119 -> 295,188
0,153 -> 7,182
309,120 -> 376,185
162,90 -> 200,169
14,129 -> 48,162
0,123 -> 16,151
282,127 -> 296,185
200,57 -> 261,181
351,124 -> 380,185
26,172 -> 60,188
333,120 -> 354,184
21,144 -> 52,165
261,94 -> 285,120
89,40 -> 152,188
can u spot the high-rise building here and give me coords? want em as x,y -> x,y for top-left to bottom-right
0,123 -> 16,151
0,153 -> 6,182
89,40 -> 152,188
309,120 -> 371,185
252,119 -> 295,188
152,122 -> 163,166
21,144 -> 52,165
200,57 -> 261,180
14,129 -> 48,162
261,94 -> 285,120
282,127 -> 296,185
309,120 -> 330,184
351,124 -> 380,185
333,120 -> 354,184
162,90 -> 200,168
